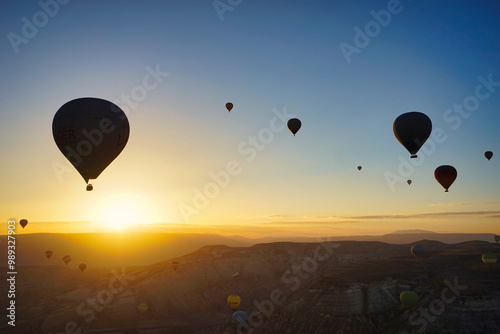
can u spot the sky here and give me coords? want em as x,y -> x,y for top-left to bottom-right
1,0 -> 499,237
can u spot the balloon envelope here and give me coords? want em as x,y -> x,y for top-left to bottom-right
494,235 -> 500,243
287,118 -> 301,136
411,245 -> 424,259
485,151 -> 493,161
357,166 -> 362,171
393,112 -> 432,158
400,291 -> 418,309
232,311 -> 248,328
434,165 -> 457,192
45,251 -> 53,259
227,295 -> 241,310
79,263 -> 87,273
52,97 -> 130,186
482,253 -> 497,268
172,261 -> 179,271
226,103 -> 233,112
63,255 -> 71,265
407,180 -> 412,185
19,219 -> 28,228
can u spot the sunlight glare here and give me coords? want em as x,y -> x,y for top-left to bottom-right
104,203 -> 140,232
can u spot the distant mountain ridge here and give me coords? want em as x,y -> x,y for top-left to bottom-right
0,231 -> 497,268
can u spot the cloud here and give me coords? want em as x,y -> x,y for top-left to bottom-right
429,202 -> 470,207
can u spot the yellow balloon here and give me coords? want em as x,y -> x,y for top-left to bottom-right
227,295 -> 241,310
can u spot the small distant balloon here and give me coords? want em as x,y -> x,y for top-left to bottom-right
79,263 -> 87,273
138,303 -> 148,313
407,180 -> 412,185
226,103 -> 233,112
411,245 -> 424,260
227,295 -> 241,311
20,219 -> 28,228
45,251 -> 53,259
232,311 -> 248,328
494,235 -> 500,243
393,112 -> 432,158
434,165 -> 457,192
232,271 -> 240,280
63,255 -> 71,265
357,166 -> 362,171
482,253 -> 497,268
287,118 -> 301,136
172,261 -> 179,271
400,291 -> 418,309
485,151 -> 493,161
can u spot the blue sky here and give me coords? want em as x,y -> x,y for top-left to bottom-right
1,0 -> 499,236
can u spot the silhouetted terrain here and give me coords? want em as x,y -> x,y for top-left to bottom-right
0,238 -> 498,333
0,231 -> 497,268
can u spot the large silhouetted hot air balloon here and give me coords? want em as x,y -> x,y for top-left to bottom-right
494,235 -> 500,243
227,295 -> 241,311
45,251 -> 53,259
485,151 -> 493,161
287,118 -> 301,136
52,97 -> 130,191
400,291 -> 418,309
79,263 -> 87,273
233,311 -> 248,328
357,166 -> 362,171
482,253 -> 497,268
411,245 -> 424,259
393,112 -> 432,158
63,255 -> 71,265
172,261 -> 179,271
19,219 -> 28,228
138,303 -> 148,313
407,180 -> 412,185
434,165 -> 457,192
226,103 -> 233,112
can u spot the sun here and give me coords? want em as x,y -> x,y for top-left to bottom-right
104,203 -> 140,232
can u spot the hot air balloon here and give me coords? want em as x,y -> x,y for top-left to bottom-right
400,291 -> 418,309
227,295 -> 241,311
494,235 -> 500,243
52,97 -> 130,191
19,219 -> 28,228
482,253 -> 497,268
172,261 -> 179,271
393,112 -> 432,158
411,245 -> 424,260
434,165 -> 457,192
232,271 -> 240,280
226,103 -> 233,112
63,255 -> 71,265
485,151 -> 493,161
357,166 -> 362,171
79,263 -> 87,273
45,251 -> 53,259
407,180 -> 412,185
287,118 -> 301,136
138,303 -> 148,313
232,311 -> 248,328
